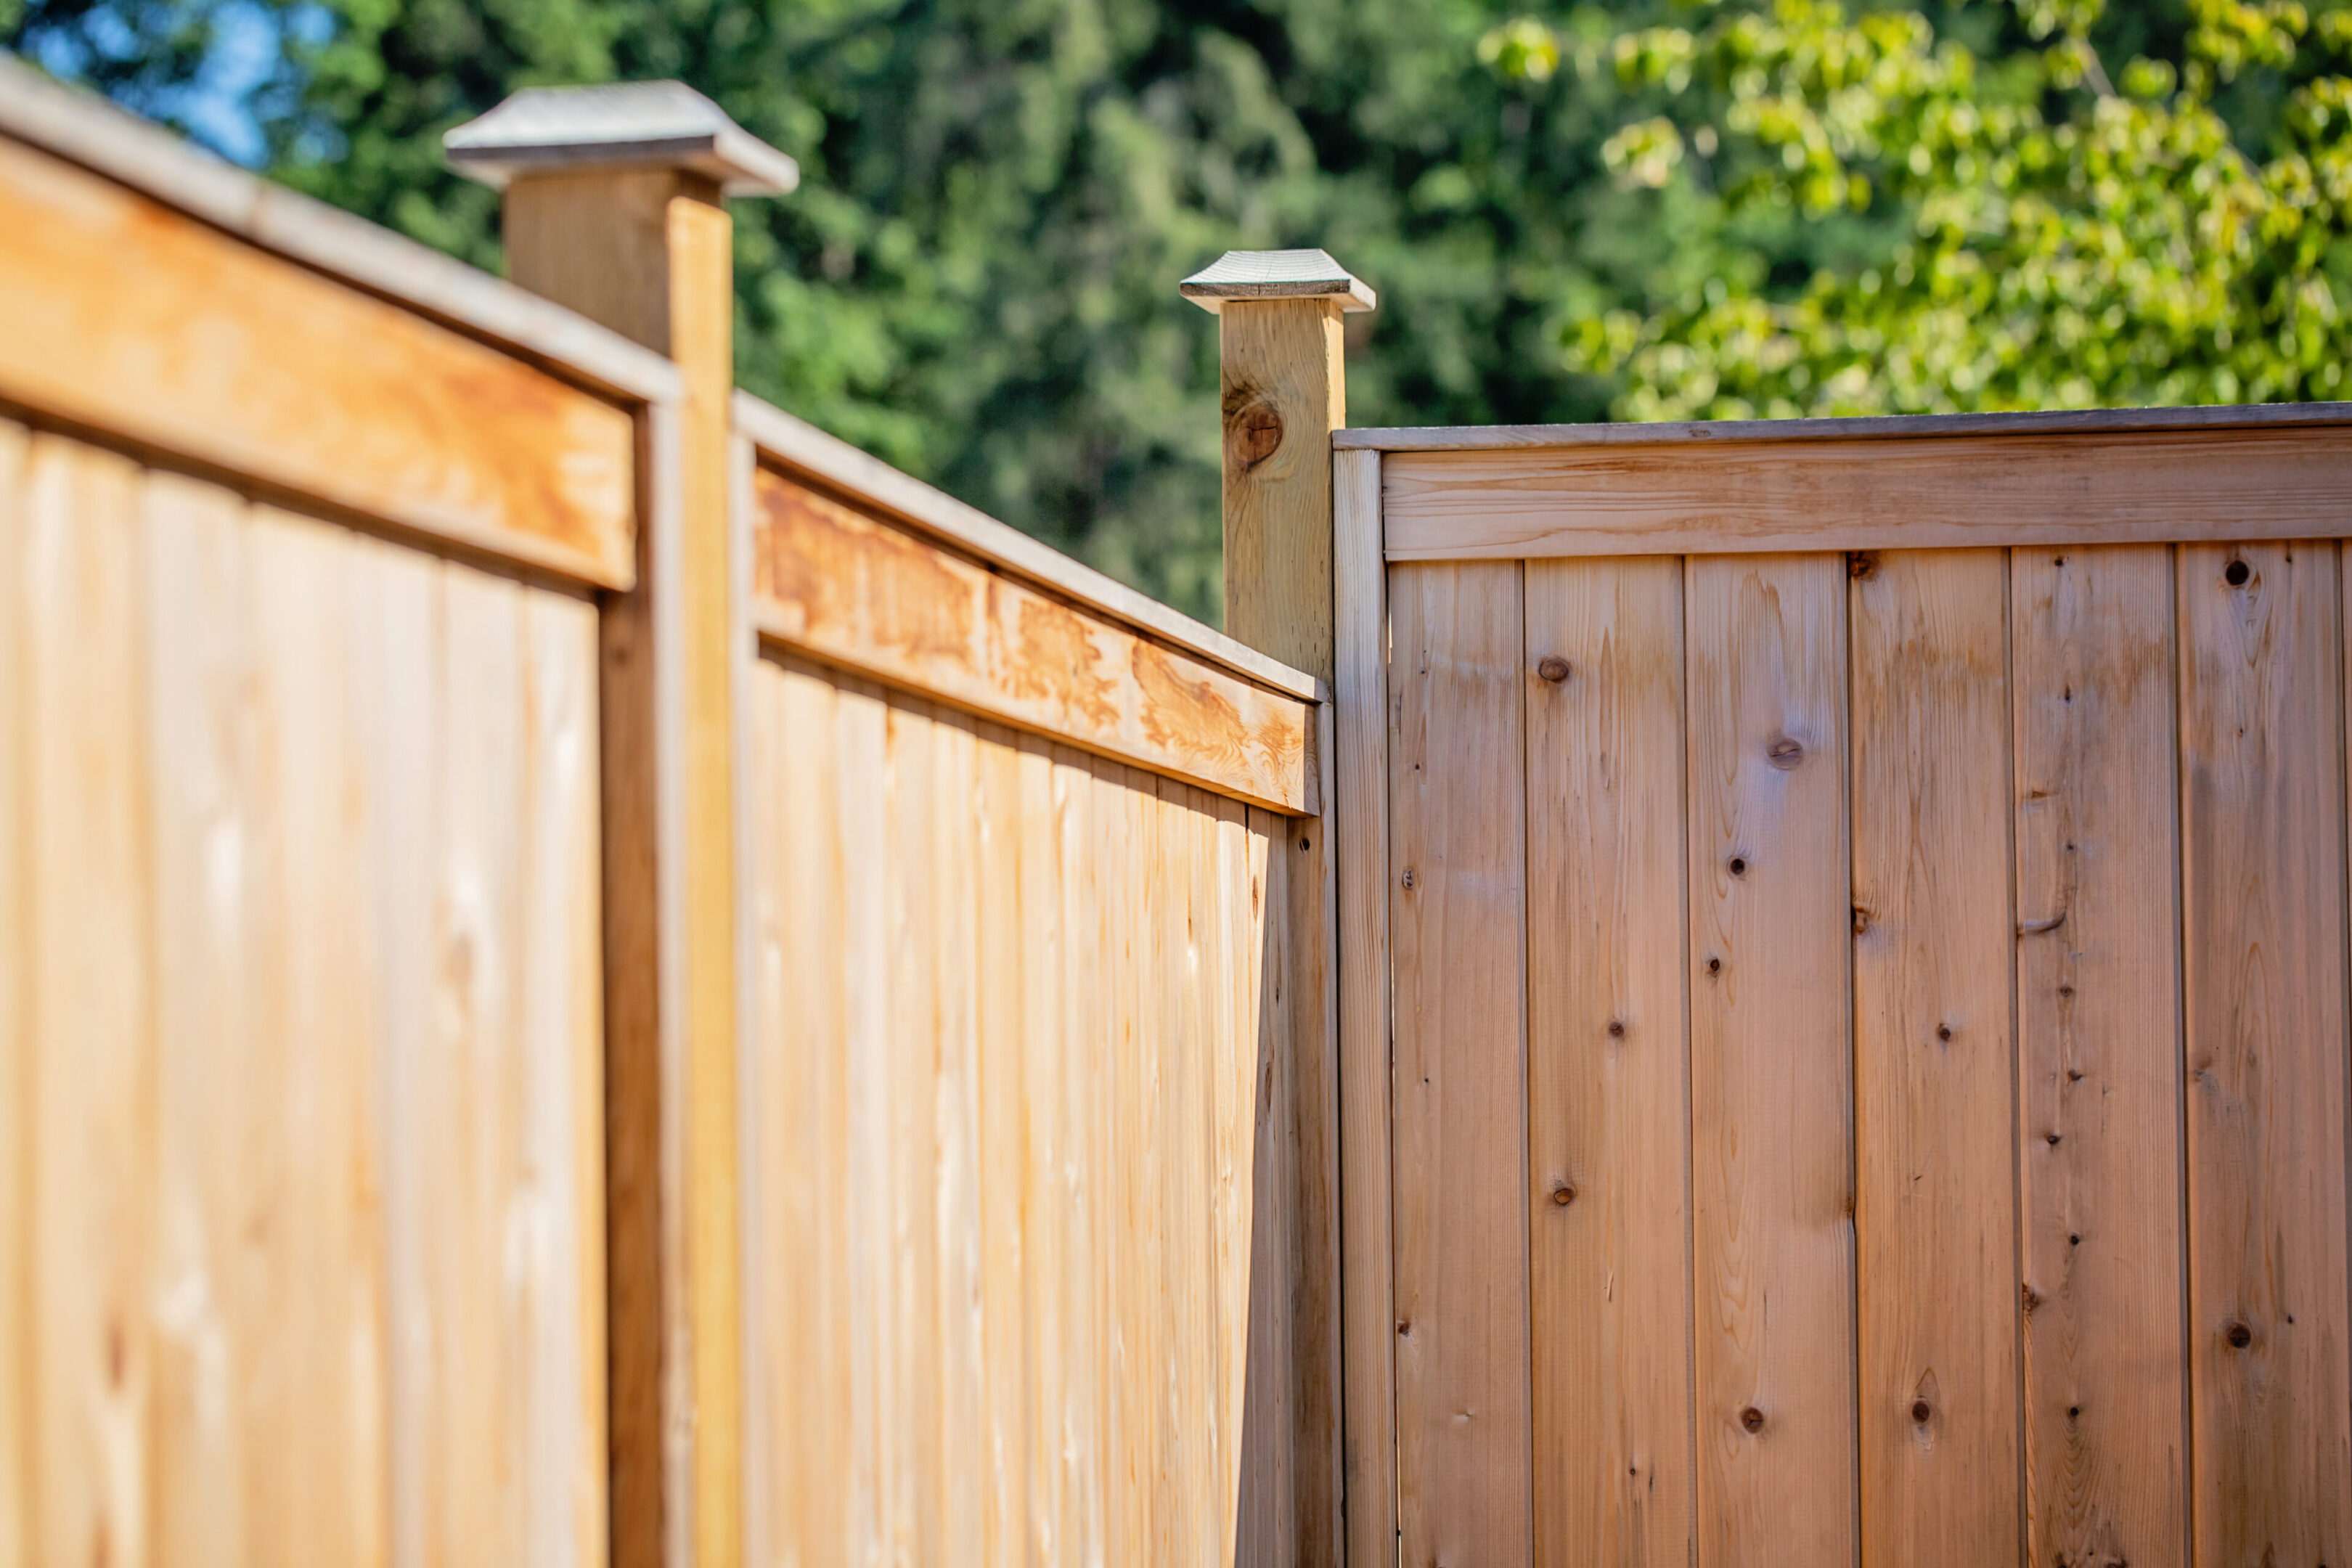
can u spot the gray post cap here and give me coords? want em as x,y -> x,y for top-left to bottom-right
445,81 -> 799,197
1179,249 -> 1376,314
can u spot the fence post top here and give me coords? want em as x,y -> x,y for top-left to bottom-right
444,81 -> 799,197
1180,249 -> 1376,314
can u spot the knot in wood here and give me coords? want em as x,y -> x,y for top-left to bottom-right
1739,1406 -> 1765,1434
1911,1399 -> 1932,1424
2226,1320 -> 2253,1349
1766,735 -> 1805,769
1536,656 -> 1572,684
1229,400 -> 1284,470
1551,1183 -> 1577,1206
1847,550 -> 1879,580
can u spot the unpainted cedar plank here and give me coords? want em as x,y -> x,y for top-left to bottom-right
1683,552 -> 1855,1568
973,722 -> 1030,1568
514,581 -> 605,1564
27,437 -> 153,1568
1015,733 -> 1070,1565
0,418 -> 27,1568
2010,544 -> 2187,1568
1847,550 -> 2020,1568
421,560 -> 530,1567
1110,759 -> 1156,1567
139,471 -> 253,1568
885,695 -> 944,1567
1222,800 -> 1275,1567
1522,556 -> 1694,1568
1173,779 -> 1219,1566
929,707 -> 987,1568
362,536 -> 437,1568
256,508 -> 393,1565
750,658 -> 852,1568
1237,800 -> 1298,1568
1388,560 -> 1533,1568
1052,743 -> 1109,1566
2179,540 -> 2352,1564
836,674 -> 892,1565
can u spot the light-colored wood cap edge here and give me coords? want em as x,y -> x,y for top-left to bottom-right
1180,249 -> 1376,314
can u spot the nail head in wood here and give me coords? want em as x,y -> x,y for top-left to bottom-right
1179,248 -> 1378,314
445,81 -> 801,195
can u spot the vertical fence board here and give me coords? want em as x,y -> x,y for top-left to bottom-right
2178,540 -> 2352,1566
1225,800 -> 1272,1568
975,722 -> 1029,1568
1389,559 -> 1533,1568
1061,747 -> 1111,1568
0,420 -> 26,1568
27,438 -> 154,1568
142,475 -> 257,1568
886,700 -> 944,1568
2011,543 -> 2188,1568
1020,738 -> 1077,1565
1683,552 -> 1855,1568
1522,556 -> 1694,1568
1847,549 -> 2021,1568
836,677 -> 893,1567
930,710 -> 987,1568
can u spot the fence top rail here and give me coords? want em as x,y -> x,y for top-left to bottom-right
734,389 -> 1327,704
0,55 -> 680,409
1337,399 -> 2352,452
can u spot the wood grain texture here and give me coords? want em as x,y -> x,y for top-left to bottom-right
1331,449 -> 1396,1568
0,136 -> 637,588
752,465 -> 1316,813
1522,556 -> 1694,1568
1218,297 -> 1345,684
2178,540 -> 2352,1567
738,658 -> 1278,1568
1388,560 -> 1533,1568
1682,552 -> 1856,1568
0,419 -> 26,1568
734,391 -> 1319,703
1847,550 -> 2020,1568
2010,544 -> 2187,1568
1381,428 -> 2352,563
2,433 -> 607,1568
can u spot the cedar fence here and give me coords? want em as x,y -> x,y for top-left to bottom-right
10,50 -> 2352,1568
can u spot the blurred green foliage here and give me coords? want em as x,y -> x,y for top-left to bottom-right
7,0 -> 2348,616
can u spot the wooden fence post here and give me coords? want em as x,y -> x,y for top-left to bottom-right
1181,249 -> 1376,1568
448,85 -> 799,1568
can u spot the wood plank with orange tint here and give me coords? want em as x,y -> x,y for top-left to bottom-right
2011,544 -> 2187,1568
1522,556 -> 1694,1568
1847,549 -> 2020,1568
1388,560 -> 1533,1568
2179,540 -> 2352,1567
752,467 -> 1315,813
1683,552 -> 1855,1568
0,137 -> 635,588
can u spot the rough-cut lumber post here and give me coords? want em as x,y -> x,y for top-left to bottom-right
1182,248 -> 1374,1567
449,83 -> 797,1568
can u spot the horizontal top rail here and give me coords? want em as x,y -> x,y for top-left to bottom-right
735,391 -> 1326,704
0,56 -> 679,409
1339,400 -> 2352,452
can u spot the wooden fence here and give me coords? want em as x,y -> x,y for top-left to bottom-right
1330,411 -> 2352,1568
0,62 -> 1336,1568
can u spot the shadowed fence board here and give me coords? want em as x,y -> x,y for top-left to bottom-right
752,466 -> 1315,813
2,428 -> 606,1568
2010,544 -> 2189,1568
0,138 -> 636,589
1683,552 -> 1855,1568
1522,557 -> 1694,1568
740,656 -> 1282,1568
2177,541 -> 2352,1567
1388,560 -> 1533,1568
1847,550 -> 2020,1568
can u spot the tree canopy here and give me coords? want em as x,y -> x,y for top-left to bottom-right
7,0 -> 2345,620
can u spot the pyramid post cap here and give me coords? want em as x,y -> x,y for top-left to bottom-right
444,81 -> 799,197
1178,249 -> 1376,314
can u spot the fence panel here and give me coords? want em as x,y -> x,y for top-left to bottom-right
1339,411 -> 2352,1568
737,408 -> 1326,1568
